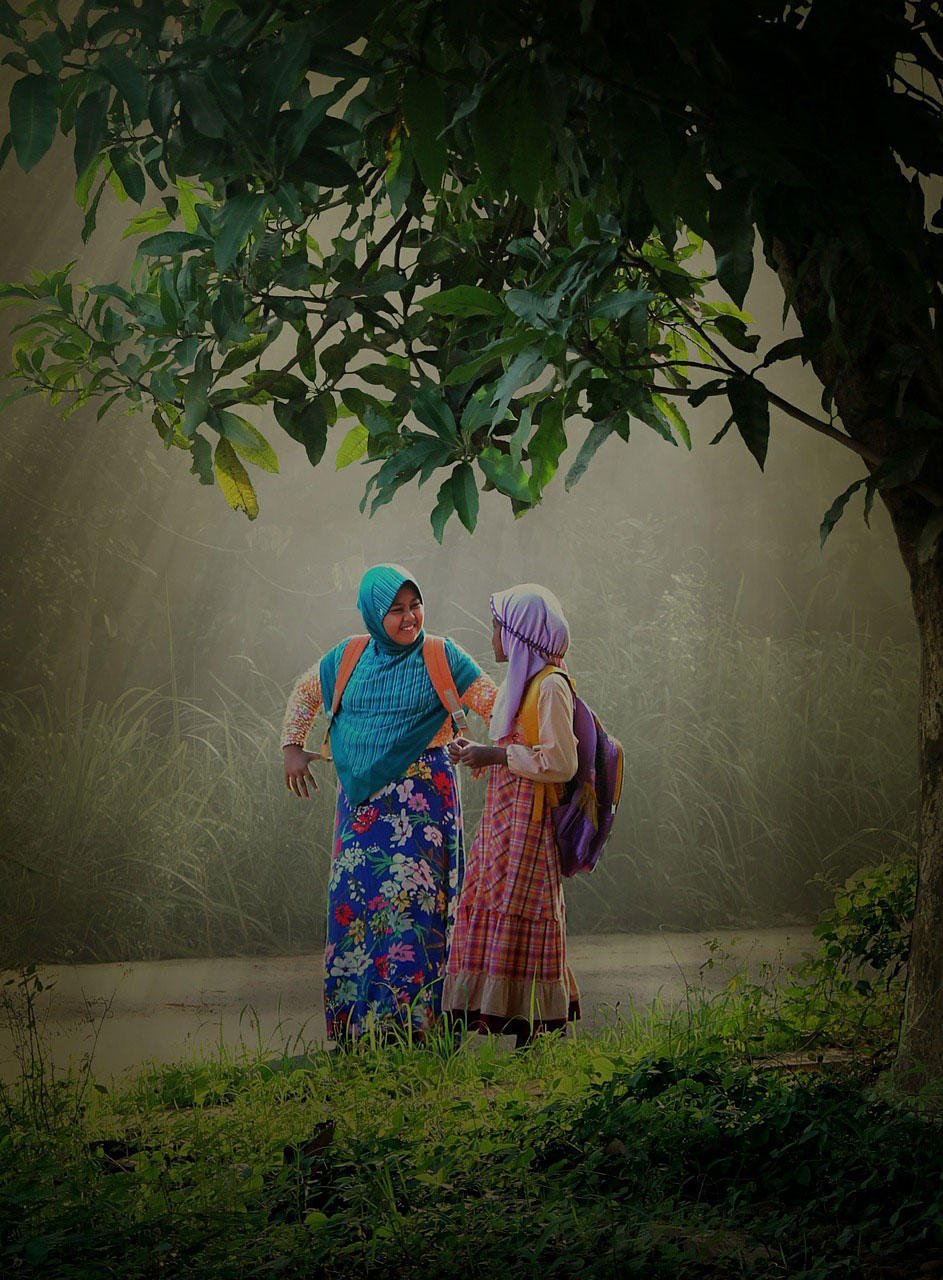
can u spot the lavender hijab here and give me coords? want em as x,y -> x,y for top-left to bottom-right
489,584 -> 570,742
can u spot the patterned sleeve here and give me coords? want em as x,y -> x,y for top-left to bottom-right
463,672 -> 498,728
280,666 -> 323,748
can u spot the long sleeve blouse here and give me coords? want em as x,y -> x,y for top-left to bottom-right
505,673 -> 579,784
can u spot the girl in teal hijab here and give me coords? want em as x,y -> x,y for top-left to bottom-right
281,565 -> 497,1043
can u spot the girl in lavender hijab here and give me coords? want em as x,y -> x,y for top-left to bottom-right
444,584 -> 580,1047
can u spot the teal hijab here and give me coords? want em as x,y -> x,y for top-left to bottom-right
319,565 -> 481,807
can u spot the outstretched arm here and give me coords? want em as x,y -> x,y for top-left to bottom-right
281,667 -> 323,799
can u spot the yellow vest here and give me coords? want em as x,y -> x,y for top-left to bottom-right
517,665 -> 573,822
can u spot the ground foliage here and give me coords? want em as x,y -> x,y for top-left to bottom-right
1,0 -> 941,549
0,864 -> 938,1280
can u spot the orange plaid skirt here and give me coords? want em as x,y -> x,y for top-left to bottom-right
443,761 -> 580,1033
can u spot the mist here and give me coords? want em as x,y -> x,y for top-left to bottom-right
0,133 -> 917,965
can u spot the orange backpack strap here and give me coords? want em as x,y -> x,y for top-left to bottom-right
422,636 -> 468,734
517,665 -> 574,822
320,635 -> 369,760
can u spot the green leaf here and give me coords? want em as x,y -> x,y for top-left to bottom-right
310,116 -> 360,148
178,72 -> 227,138
247,369 -> 307,400
820,477 -> 866,548
420,285 -> 505,319
318,341 -> 348,381
711,313 -> 760,353
148,77 -> 177,136
214,193 -> 267,271
121,206 -> 173,239
402,68 -> 447,192
211,279 -> 246,340
219,332 -> 273,375
9,74 -> 57,172
471,79 -> 515,193
444,333 -> 534,386
688,377 -> 727,408
565,420 -> 614,491
214,436 -> 259,518
478,445 -> 532,502
294,143 -> 358,188
491,348 -> 545,427
726,377 -> 770,470
81,179 -> 106,242
761,336 -> 807,367
109,148 -> 145,202
430,477 -> 454,542
412,382 -> 457,441
136,230 -> 212,257
863,445 -> 929,524
651,393 -> 692,450
98,48 -> 148,124
275,397 -> 329,466
29,30 -> 62,76
217,413 -> 278,472
336,423 -> 369,469
509,68 -> 551,207
309,48 -> 372,76
505,289 -> 554,327
73,87 -> 110,177
450,461 -> 479,532
189,433 -> 214,484
710,182 -> 755,308
528,400 -> 567,495
589,288 -> 654,321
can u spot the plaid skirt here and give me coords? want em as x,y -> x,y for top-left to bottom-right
324,748 -> 462,1041
443,762 -> 579,1033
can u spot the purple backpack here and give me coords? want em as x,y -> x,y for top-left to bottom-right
552,691 -> 625,877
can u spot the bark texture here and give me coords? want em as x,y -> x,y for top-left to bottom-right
897,555 -> 943,1088
767,236 -> 943,1089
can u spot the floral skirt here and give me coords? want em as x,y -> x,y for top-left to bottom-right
324,747 -> 462,1041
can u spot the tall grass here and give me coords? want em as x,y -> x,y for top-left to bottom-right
0,686 -> 335,963
563,556 -> 918,932
0,540 -> 919,962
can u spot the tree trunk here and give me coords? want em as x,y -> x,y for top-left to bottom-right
894,550 -> 943,1089
767,236 -> 943,1088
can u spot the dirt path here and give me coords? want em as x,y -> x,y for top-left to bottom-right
0,928 -> 814,1082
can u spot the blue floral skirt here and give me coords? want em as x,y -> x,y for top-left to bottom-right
324,747 -> 463,1041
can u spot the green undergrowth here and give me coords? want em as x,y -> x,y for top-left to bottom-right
2,858 -> 939,1280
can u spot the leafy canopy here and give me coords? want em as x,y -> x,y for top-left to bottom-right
1,0 -> 941,545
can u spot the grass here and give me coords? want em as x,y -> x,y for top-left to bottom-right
0,539 -> 919,963
1,884 -> 939,1280
0,686 -> 335,964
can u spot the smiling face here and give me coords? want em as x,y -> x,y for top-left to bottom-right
491,616 -> 507,663
383,583 -> 424,645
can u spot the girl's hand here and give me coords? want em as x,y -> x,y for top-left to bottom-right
448,738 -> 507,769
283,745 -> 319,798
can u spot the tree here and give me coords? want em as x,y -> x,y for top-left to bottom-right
1,0 -> 942,1086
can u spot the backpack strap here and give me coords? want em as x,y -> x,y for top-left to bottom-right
320,635 -> 370,761
422,636 -> 468,734
517,666 -> 574,822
